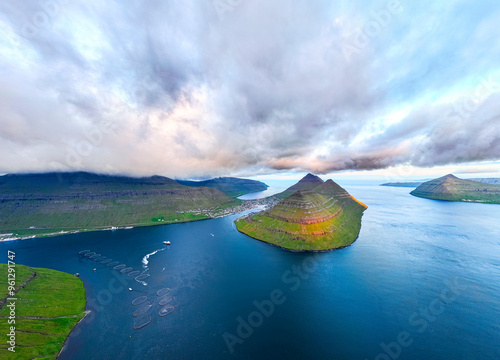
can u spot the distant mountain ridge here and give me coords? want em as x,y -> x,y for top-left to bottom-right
469,178 -> 500,185
235,174 -> 367,251
410,174 -> 500,204
380,182 -> 424,188
381,178 -> 500,188
178,177 -> 268,197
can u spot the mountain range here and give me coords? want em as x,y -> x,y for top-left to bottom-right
0,172 -> 265,239
178,177 -> 267,197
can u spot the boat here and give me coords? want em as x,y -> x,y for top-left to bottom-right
163,241 -> 171,245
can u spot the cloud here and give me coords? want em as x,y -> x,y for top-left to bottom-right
455,167 -> 500,174
0,0 -> 499,177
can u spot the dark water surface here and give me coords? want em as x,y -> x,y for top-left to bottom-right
1,185 -> 499,359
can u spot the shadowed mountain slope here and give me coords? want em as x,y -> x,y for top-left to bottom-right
0,172 -> 241,238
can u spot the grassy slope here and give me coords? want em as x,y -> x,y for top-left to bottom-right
0,172 -> 241,237
410,174 -> 500,204
236,177 -> 367,251
0,264 -> 86,360
177,177 -> 268,198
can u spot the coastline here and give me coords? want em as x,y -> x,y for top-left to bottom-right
234,223 -> 363,253
0,215 -> 216,243
410,193 -> 500,204
0,203 -> 269,243
57,271 -> 90,360
57,310 -> 90,359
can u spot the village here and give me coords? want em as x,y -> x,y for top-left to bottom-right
175,196 -> 280,219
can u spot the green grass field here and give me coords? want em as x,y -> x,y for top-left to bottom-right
0,172 -> 241,238
236,201 -> 366,251
0,264 -> 87,360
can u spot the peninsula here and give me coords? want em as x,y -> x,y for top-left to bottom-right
410,174 -> 500,204
0,264 -> 87,359
235,174 -> 367,251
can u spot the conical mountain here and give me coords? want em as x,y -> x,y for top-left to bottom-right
235,175 -> 367,251
275,173 -> 324,198
299,173 -> 324,183
410,174 -> 500,203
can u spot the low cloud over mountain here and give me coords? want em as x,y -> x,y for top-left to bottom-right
1,0 -> 499,177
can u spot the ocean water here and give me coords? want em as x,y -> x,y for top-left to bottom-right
237,179 -> 294,199
1,185 -> 499,360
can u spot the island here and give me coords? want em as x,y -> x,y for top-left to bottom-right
0,172 -> 267,240
0,264 -> 87,359
235,174 -> 367,251
410,174 -> 500,204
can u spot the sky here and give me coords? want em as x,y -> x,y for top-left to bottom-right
0,0 -> 499,180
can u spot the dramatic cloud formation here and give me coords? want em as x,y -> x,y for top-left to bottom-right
0,0 -> 499,177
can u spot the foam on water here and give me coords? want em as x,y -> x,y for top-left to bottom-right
142,248 -> 165,269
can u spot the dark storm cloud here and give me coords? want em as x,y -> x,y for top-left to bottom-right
0,0 -> 499,177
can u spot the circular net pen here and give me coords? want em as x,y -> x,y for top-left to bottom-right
101,259 -> 113,264
120,267 -> 134,274
95,256 -> 107,261
133,316 -> 152,330
78,250 -> 91,255
89,254 -> 102,260
135,274 -> 150,282
158,296 -> 173,306
132,296 -> 148,306
156,288 -> 170,297
128,270 -> 141,277
133,305 -> 152,317
84,252 -> 96,257
107,261 -> 120,267
159,306 -> 175,317
114,264 -> 127,270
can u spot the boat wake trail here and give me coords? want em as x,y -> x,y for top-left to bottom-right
142,248 -> 165,269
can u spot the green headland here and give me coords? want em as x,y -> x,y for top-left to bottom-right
235,174 -> 367,251
0,264 -> 87,360
410,174 -> 500,204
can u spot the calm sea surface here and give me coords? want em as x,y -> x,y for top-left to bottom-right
1,184 -> 499,359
